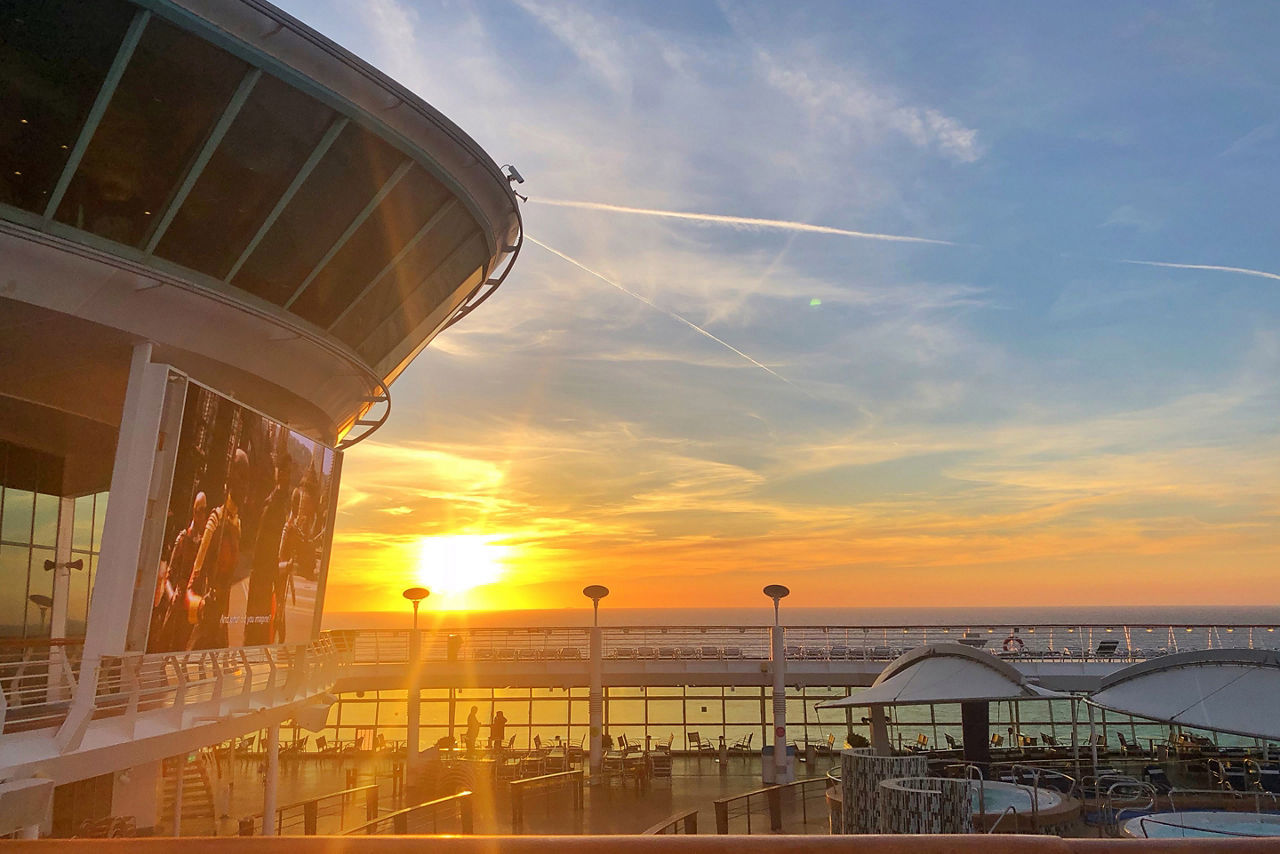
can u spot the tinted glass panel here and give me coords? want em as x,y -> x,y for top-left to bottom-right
330,209 -> 479,348
0,0 -> 134,212
55,18 -> 247,246
73,494 -> 95,551
290,166 -> 451,328
27,546 -> 53,636
154,72 -> 335,278
32,492 -> 58,546
2,488 -> 34,542
231,122 -> 403,306
0,544 -> 27,635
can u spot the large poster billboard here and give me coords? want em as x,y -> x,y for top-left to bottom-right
145,381 -> 339,653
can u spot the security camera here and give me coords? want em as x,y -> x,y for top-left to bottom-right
502,164 -> 524,184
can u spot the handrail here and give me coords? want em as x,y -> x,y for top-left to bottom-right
987,805 -> 1019,834
713,776 -> 829,835
510,769 -> 584,834
342,791 -> 473,835
242,783 -> 377,835
643,808 -> 699,835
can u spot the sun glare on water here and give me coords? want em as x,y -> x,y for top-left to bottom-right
415,534 -> 511,602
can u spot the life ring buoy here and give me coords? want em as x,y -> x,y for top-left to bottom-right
1002,636 -> 1025,653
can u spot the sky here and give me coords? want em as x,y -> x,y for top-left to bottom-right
275,0 -> 1280,615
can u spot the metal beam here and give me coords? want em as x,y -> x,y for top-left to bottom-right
283,158 -> 415,310
224,116 -> 348,284
42,9 -> 151,222
326,198 -> 458,332
143,67 -> 262,254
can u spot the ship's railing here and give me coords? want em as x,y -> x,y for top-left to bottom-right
643,808 -> 700,835
712,776 -> 832,834
0,635 -> 346,737
334,624 -> 1279,666
240,783 -> 379,836
342,791 -> 474,835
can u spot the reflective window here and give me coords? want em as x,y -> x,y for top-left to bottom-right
330,209 -> 481,352
32,492 -> 58,546
55,17 -> 247,246
289,166 -> 450,328
27,546 -> 54,637
0,545 -> 27,635
231,122 -> 404,306
2,488 -> 34,542
0,0 -> 135,212
154,72 -> 335,279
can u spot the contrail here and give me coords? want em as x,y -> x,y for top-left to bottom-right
526,236 -> 802,391
1121,259 -> 1280,283
531,198 -> 955,246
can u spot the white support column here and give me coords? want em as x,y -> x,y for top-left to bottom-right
262,723 -> 280,836
47,496 -> 76,702
406,628 -> 421,769
770,625 -> 792,783
588,626 -> 603,778
172,756 -> 185,837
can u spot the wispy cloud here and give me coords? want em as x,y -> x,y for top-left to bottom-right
530,199 -> 956,245
527,235 -> 803,391
1121,259 -> 1280,283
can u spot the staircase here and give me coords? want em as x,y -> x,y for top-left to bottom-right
160,749 -> 226,835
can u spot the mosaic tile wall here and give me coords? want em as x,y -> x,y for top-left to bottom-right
838,748 -> 929,834
877,777 -> 974,834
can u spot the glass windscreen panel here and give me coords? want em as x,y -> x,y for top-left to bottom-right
0,0 -> 135,213
154,72 -> 336,279
230,122 -> 404,306
329,209 -> 481,350
144,382 -> 339,653
289,166 -> 452,328
54,17 -> 247,247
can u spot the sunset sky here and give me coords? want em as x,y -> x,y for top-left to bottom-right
277,1 -> 1280,614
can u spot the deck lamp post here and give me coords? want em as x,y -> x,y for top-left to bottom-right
403,586 -> 430,630
403,587 -> 429,771
583,585 -> 609,780
763,584 -> 793,784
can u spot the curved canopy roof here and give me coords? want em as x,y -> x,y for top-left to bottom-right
817,643 -> 1065,708
1089,649 -> 1280,740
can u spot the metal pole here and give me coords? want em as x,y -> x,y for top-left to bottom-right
172,756 -> 185,837
771,625 -> 788,782
407,627 -> 421,770
263,723 -> 280,836
589,626 -> 603,778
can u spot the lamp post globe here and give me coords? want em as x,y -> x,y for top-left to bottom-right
403,587 -> 430,630
763,584 -> 790,626
582,585 -> 609,627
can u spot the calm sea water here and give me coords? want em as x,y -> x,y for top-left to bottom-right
324,604 -> 1279,631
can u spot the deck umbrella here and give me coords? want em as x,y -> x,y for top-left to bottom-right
1087,649 -> 1280,741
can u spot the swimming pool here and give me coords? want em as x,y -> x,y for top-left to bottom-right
1123,811 -> 1280,839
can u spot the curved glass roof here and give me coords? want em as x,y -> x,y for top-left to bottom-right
0,0 -> 517,379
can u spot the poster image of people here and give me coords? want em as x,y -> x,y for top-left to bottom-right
146,382 -> 338,653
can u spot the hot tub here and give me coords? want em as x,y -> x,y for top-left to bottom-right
969,780 -> 1081,834
1123,811 -> 1280,839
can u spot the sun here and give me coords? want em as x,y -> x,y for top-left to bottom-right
415,534 -> 511,597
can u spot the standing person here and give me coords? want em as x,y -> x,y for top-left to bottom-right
244,437 -> 291,645
148,492 -> 208,652
185,449 -> 249,650
465,706 -> 481,754
491,710 -> 508,753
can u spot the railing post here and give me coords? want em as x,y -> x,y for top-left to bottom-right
512,784 -> 524,834
683,813 -> 698,834
459,795 -> 474,834
575,771 -> 584,810
767,785 -> 783,832
366,785 -> 378,821
304,800 -> 317,835
714,799 -> 729,834
393,812 -> 408,834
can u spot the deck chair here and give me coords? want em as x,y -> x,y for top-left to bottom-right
1116,732 -> 1141,756
990,733 -> 1004,748
945,733 -> 961,750
909,733 -> 929,752
1142,764 -> 1173,794
1040,732 -> 1059,749
815,733 -> 836,755
687,731 -> 714,753
730,732 -> 754,753
1094,639 -> 1120,657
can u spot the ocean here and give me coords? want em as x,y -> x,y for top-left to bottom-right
324,604 -> 1279,631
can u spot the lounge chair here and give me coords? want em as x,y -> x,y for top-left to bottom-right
638,646 -> 657,659
687,731 -> 714,753
990,733 -> 1004,748
908,733 -> 929,752
1094,639 -> 1120,657
699,645 -> 721,659
945,733 -> 961,751
1142,764 -> 1173,794
730,732 -> 754,753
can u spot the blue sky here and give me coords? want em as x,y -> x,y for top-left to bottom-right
277,0 -> 1280,611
